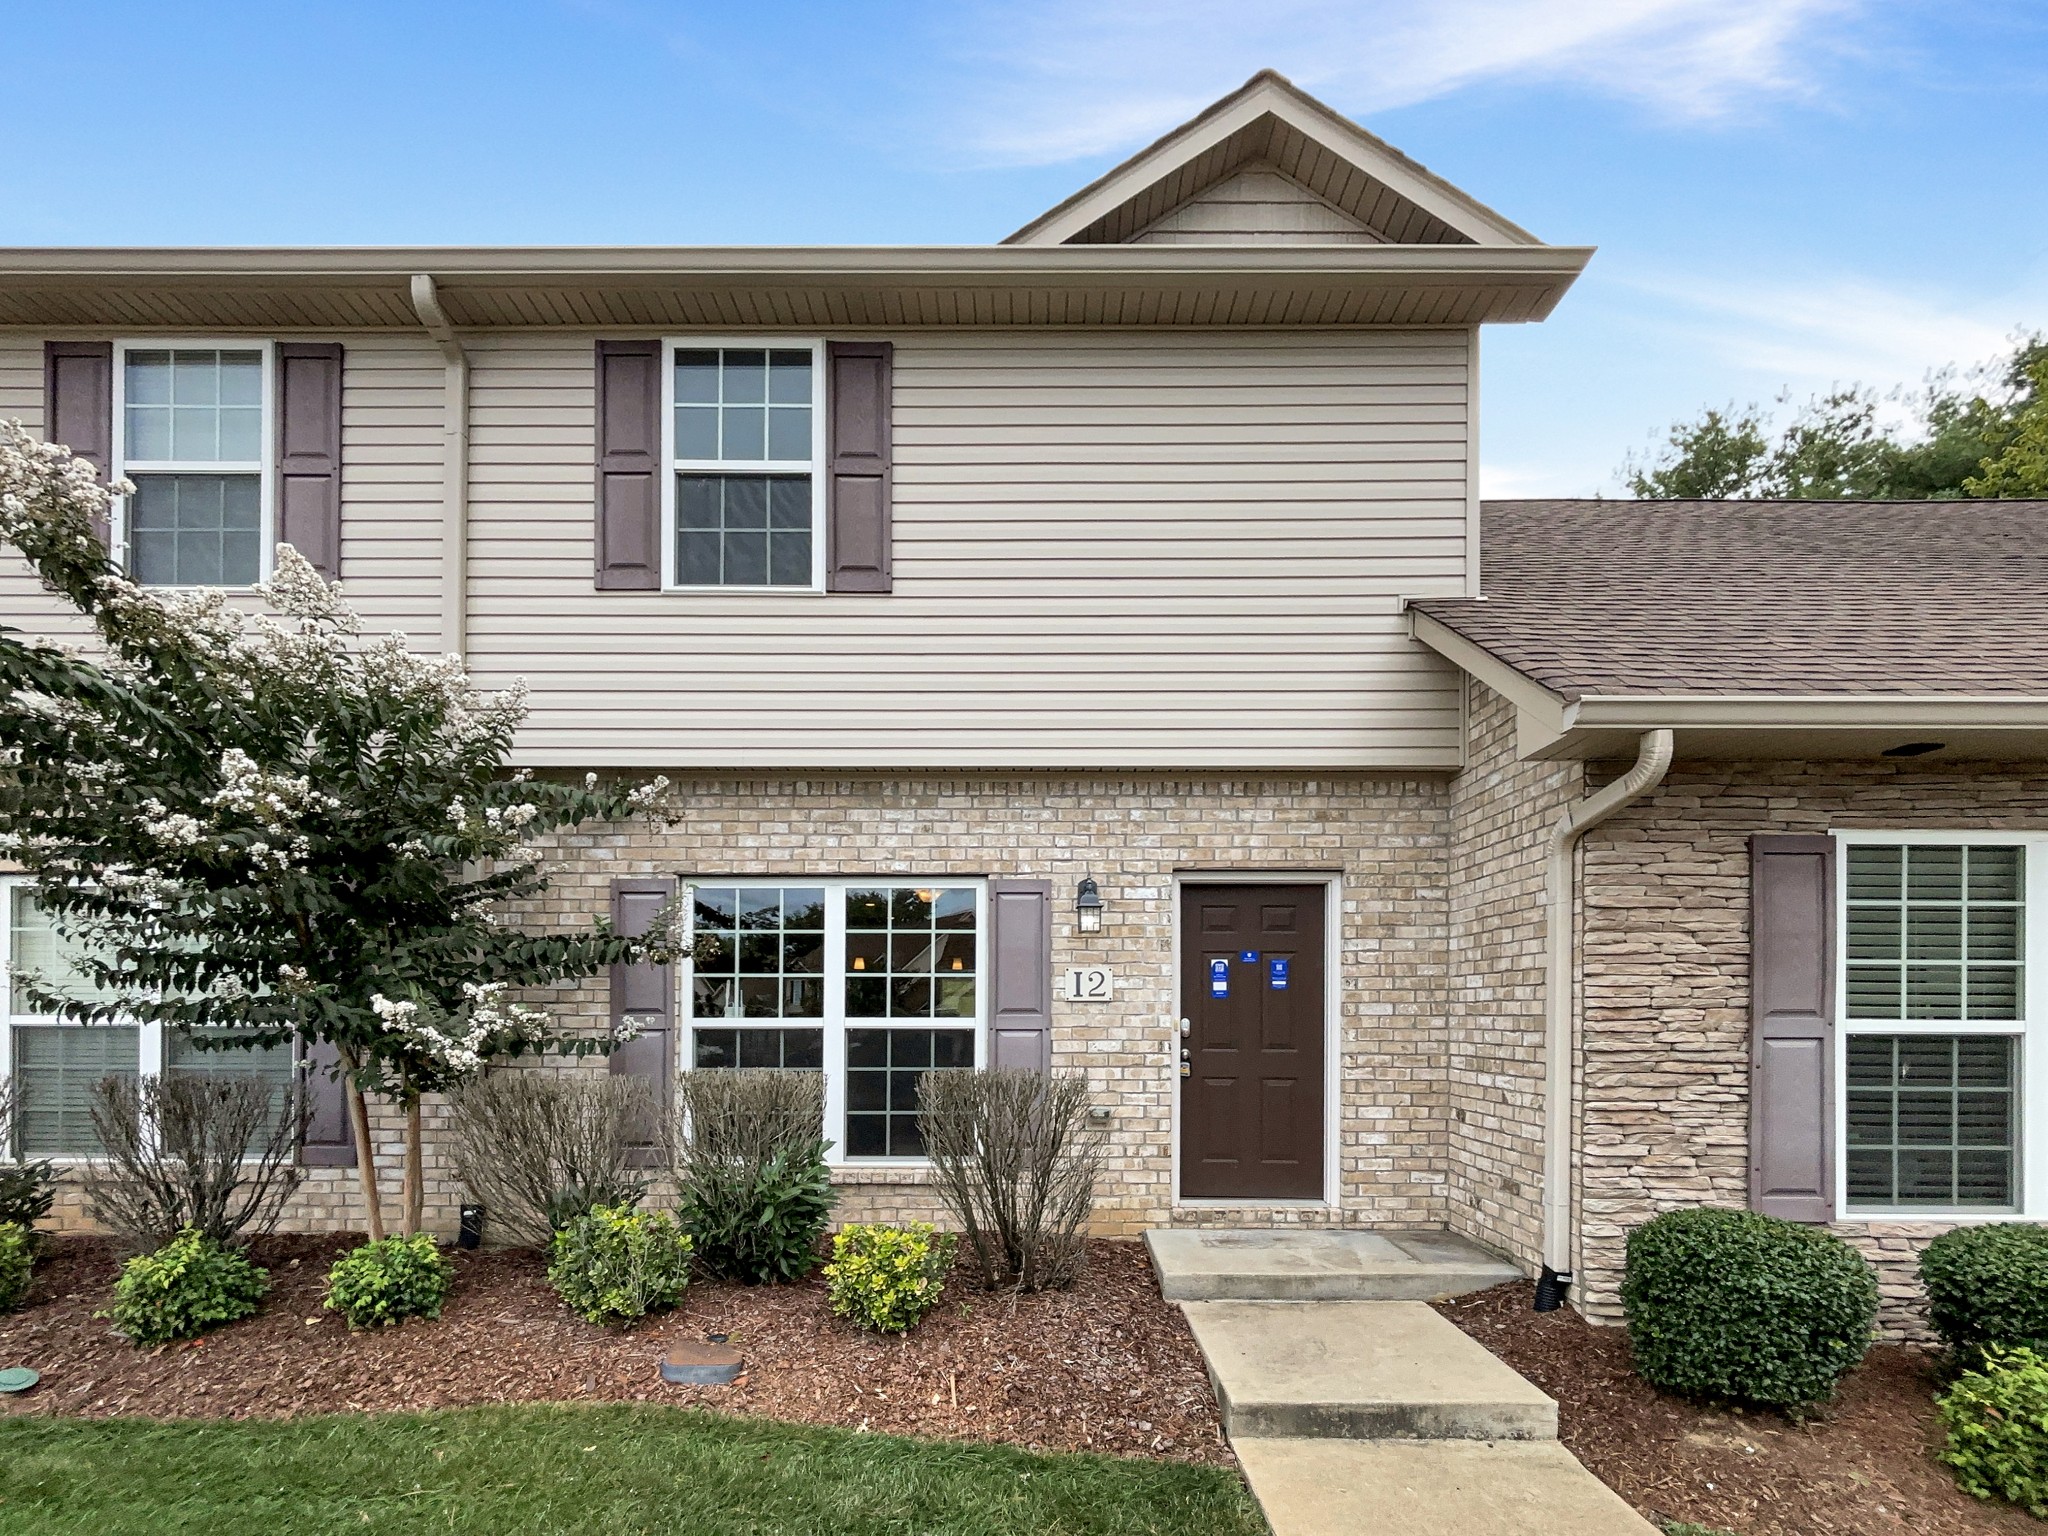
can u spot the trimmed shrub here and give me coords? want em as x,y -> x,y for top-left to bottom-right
0,1081 -> 56,1235
1922,1223 -> 2048,1363
547,1204 -> 692,1327
1621,1206 -> 1877,1409
920,1068 -> 1102,1293
83,1071 -> 304,1248
826,1222 -> 957,1334
674,1070 -> 834,1284
324,1234 -> 454,1329
105,1227 -> 269,1346
0,1221 -> 32,1312
1938,1346 -> 2048,1517
448,1072 -> 656,1249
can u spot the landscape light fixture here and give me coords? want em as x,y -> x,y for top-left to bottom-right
1076,876 -> 1104,934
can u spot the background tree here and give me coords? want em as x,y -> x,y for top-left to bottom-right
1621,335 -> 2048,500
0,423 -> 678,1238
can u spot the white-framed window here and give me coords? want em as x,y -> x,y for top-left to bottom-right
682,878 -> 985,1161
660,340 -> 825,591
112,341 -> 274,588
0,879 -> 293,1159
1835,831 -> 2048,1218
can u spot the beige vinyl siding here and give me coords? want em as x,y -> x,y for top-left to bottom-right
465,328 -> 1470,769
0,334 -> 445,651
1133,167 -> 1384,245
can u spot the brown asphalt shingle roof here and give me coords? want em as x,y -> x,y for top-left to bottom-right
1412,499 -> 2048,701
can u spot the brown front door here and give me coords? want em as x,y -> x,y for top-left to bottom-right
1179,883 -> 1326,1200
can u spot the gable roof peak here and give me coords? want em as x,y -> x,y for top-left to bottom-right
1006,69 -> 1540,249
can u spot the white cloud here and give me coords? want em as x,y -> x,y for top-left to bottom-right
949,0 -> 1861,166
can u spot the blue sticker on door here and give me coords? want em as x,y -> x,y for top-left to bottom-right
1210,957 -> 1230,997
1239,949 -> 1259,964
1269,957 -> 1290,990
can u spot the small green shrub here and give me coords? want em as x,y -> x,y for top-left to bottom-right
0,1221 -> 33,1312
547,1204 -> 692,1327
0,1161 -> 55,1234
1922,1224 -> 2048,1363
674,1070 -> 834,1284
1938,1346 -> 2048,1517
1621,1206 -> 1877,1409
323,1234 -> 454,1329
105,1227 -> 268,1347
825,1222 -> 957,1333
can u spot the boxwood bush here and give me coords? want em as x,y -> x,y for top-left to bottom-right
0,1221 -> 32,1313
105,1227 -> 268,1347
1921,1223 -> 2048,1362
1621,1206 -> 1877,1409
548,1204 -> 691,1327
324,1234 -> 454,1329
825,1222 -> 957,1333
1939,1346 -> 2048,1517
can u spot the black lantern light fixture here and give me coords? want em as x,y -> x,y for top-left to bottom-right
1075,876 -> 1104,934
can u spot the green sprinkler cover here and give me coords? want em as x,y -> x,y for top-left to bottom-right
0,1367 -> 39,1393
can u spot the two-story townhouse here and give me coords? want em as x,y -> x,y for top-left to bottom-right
7,71 -> 2043,1330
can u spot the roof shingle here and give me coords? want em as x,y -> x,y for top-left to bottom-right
1413,499 -> 2048,700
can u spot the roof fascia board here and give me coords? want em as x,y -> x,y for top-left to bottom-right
1408,609 -> 1570,730
1571,696 -> 2048,729
1006,76 -> 1538,248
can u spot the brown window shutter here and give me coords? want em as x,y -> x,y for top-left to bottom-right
277,343 -> 344,580
1750,834 -> 1837,1222
609,875 -> 678,1162
988,879 -> 1053,1072
594,340 -> 662,590
299,1037 -> 357,1167
825,340 -> 893,593
43,341 -> 113,549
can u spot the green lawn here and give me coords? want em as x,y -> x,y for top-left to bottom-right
0,1405 -> 1265,1536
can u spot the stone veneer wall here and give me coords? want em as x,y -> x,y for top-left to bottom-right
1444,682 -> 1580,1272
1573,759 -> 2048,1335
43,771 -> 1457,1242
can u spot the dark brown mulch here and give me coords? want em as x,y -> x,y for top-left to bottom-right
1435,1281 -> 2038,1536
0,1234 -> 1228,1465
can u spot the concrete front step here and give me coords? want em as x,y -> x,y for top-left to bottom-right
1182,1300 -> 1557,1442
1232,1438 -> 1658,1536
1146,1227 -> 1520,1302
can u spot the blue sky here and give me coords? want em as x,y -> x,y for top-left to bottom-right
3,0 -> 2044,494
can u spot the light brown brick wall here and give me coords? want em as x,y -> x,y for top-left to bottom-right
1445,683 -> 1580,1272
42,771 -> 1457,1242
1574,759 -> 2048,1335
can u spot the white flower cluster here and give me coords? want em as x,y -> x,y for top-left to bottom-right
370,981 -> 548,1077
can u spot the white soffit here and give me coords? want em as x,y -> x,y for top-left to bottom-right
1006,70 -> 1541,249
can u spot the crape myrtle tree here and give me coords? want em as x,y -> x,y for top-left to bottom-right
0,422 -> 679,1238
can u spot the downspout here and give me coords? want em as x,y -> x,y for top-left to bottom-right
1535,726 -> 1674,1311
409,274 -> 469,660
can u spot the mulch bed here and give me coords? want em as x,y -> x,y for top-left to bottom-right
0,1234 -> 1230,1466
1435,1281 -> 2038,1536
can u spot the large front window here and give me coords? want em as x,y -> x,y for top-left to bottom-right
0,882 -> 293,1158
686,879 -> 983,1159
115,345 -> 271,587
665,343 -> 823,589
1840,838 -> 2039,1215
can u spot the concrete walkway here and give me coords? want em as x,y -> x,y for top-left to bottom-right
1150,1229 -> 1655,1536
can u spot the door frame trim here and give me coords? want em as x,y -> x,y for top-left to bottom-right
1169,870 -> 1343,1210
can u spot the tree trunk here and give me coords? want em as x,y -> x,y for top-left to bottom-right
341,1051 -> 385,1243
401,1097 -> 425,1238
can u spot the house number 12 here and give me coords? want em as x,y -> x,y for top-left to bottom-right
1062,967 -> 1114,1001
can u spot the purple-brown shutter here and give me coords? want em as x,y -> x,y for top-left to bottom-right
825,341 -> 893,593
594,340 -> 662,590
43,341 -> 113,549
299,1037 -> 357,1168
276,343 -> 344,580
1749,834 -> 1837,1223
988,879 -> 1053,1073
609,875 -> 678,1162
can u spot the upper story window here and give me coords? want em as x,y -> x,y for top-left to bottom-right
1838,836 -> 2039,1216
664,342 -> 823,590
115,344 -> 273,588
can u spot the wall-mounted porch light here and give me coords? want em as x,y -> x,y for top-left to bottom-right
1075,876 -> 1104,934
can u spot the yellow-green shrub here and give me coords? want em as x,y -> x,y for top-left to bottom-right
1939,1346 -> 2048,1518
0,1221 -> 32,1313
825,1222 -> 956,1334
